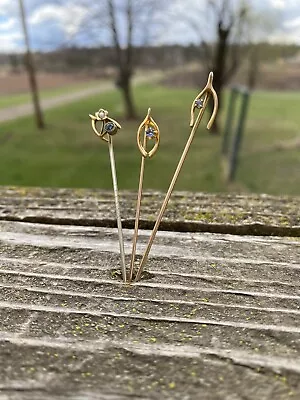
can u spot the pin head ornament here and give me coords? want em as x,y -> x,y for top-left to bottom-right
190,72 -> 218,130
89,108 -> 121,142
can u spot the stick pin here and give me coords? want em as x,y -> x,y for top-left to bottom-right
129,108 -> 160,282
89,109 -> 127,282
134,72 -> 219,282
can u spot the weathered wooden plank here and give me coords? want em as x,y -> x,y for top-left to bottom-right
0,219 -> 299,399
0,187 -> 299,236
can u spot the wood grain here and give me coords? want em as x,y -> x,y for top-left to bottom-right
0,187 -> 299,399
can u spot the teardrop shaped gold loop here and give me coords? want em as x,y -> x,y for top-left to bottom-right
89,109 -> 122,143
137,108 -> 160,158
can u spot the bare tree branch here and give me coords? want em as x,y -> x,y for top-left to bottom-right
126,0 -> 133,73
107,0 -> 123,67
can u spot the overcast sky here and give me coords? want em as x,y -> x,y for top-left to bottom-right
0,0 -> 299,53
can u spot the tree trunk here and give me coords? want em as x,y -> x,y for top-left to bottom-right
24,52 -> 45,129
117,71 -> 137,120
19,0 -> 45,130
209,26 -> 230,134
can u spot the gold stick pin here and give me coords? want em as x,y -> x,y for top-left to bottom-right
129,108 -> 160,282
134,72 -> 218,282
89,108 -> 127,282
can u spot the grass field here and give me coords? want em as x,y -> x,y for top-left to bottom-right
0,84 -> 299,195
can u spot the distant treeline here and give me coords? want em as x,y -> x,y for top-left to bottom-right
1,43 -> 299,74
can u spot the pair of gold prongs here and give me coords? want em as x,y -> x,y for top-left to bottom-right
89,72 -> 218,283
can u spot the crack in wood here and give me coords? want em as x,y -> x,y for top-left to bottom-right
0,215 -> 299,237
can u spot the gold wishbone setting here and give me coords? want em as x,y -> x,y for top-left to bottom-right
190,72 -> 218,130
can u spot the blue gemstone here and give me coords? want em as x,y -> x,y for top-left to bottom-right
146,126 -> 156,138
195,99 -> 204,108
105,122 -> 115,132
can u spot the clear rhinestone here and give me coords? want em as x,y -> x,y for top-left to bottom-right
145,126 -> 156,139
195,99 -> 204,109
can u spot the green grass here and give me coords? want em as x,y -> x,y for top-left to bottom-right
237,90 -> 300,195
0,80 -> 101,109
0,85 -> 299,195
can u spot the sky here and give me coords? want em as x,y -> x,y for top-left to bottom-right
0,0 -> 299,53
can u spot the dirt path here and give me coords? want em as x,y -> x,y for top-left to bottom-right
0,71 -> 164,124
0,81 -> 114,123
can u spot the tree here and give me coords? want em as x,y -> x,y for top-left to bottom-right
19,0 -> 45,129
107,0 -> 136,119
21,0 -> 168,120
182,0 -> 257,133
76,0 -> 167,120
107,0 -> 170,119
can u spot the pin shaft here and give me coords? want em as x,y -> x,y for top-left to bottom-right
108,135 -> 127,282
129,134 -> 146,282
134,92 -> 210,282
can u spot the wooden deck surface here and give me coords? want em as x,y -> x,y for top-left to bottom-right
0,187 -> 299,399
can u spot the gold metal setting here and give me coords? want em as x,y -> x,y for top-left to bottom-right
89,108 -> 122,142
137,108 -> 160,158
190,72 -> 218,129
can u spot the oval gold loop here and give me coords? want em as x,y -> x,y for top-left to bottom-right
137,108 -> 160,158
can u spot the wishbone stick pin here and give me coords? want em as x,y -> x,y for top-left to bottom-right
89,108 -> 127,282
129,108 -> 160,282
134,72 -> 218,282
